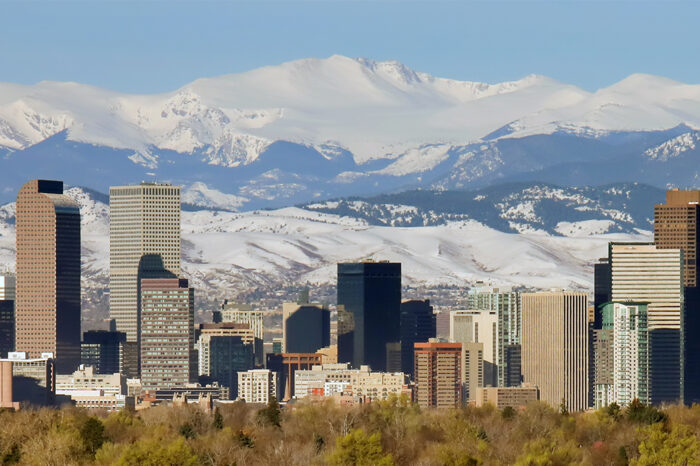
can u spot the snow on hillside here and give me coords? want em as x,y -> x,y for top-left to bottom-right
0,188 -> 650,323
3,57 -> 700,177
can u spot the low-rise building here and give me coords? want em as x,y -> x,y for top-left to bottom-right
475,385 -> 539,409
1,352 -> 55,406
293,363 -> 408,402
56,365 -> 126,397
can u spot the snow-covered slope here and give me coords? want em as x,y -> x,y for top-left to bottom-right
0,187 -> 649,326
2,57 -> 700,207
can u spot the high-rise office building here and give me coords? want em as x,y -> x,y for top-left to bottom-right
653,189 -> 700,404
654,189 -> 700,287
399,299 -> 436,376
449,310 -> 498,387
197,323 -> 256,378
282,302 -> 330,354
208,336 -> 254,399
0,275 -> 15,358
220,302 -> 264,365
522,292 -> 588,412
609,242 -> 683,404
467,286 -> 521,387
140,278 -> 195,391
16,180 -> 81,374
81,330 -> 127,375
337,262 -> 401,371
594,258 -> 612,325
414,341 -> 462,408
109,183 -> 180,346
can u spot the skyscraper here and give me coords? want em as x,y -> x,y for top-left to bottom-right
654,189 -> 700,287
140,278 -> 195,391
81,330 -> 127,375
467,286 -> 521,387
337,261 -> 401,371
521,291 -> 588,412
399,299 -> 436,376
414,341 -> 462,408
16,180 -> 81,374
219,302 -> 264,365
608,242 -> 683,404
109,183 -> 180,346
282,302 -> 330,354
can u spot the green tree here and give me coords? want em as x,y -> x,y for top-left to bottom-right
514,436 -> 582,466
327,429 -> 394,466
625,399 -> 667,425
256,396 -> 281,427
212,408 -> 224,430
633,423 -> 699,466
80,416 -> 106,455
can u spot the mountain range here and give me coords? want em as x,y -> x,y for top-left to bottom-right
0,183 -> 653,327
2,56 -> 700,208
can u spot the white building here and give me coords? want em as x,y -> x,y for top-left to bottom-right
293,363 -> 406,401
237,369 -> 278,404
449,310 -> 498,387
612,303 -> 649,406
56,365 -> 126,397
0,274 -> 16,300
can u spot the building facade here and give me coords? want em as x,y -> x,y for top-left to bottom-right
81,330 -> 127,375
521,292 -> 589,412
414,342 -> 462,408
266,352 -> 323,401
282,302 -> 330,354
462,341 -> 484,403
1,352 -> 55,406
467,285 -> 522,387
208,336 -> 254,400
609,242 -> 683,404
219,302 -> 264,365
0,275 -> 14,358
140,278 -> 196,391
399,299 -> 436,376
15,180 -> 81,374
337,261 -> 401,372
109,183 -> 181,347
449,310 -> 498,387
196,323 -> 255,377
237,369 -> 278,403
475,385 -> 539,409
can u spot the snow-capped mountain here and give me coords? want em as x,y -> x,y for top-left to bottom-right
0,184 -> 652,327
2,56 -> 700,207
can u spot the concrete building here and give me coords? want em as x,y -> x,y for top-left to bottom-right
467,285 -> 522,387
337,261 -> 401,372
266,352 -> 323,402
317,345 -> 338,364
109,183 -> 181,349
435,311 -> 451,340
293,363 -> 406,401
654,189 -> 700,287
140,278 -> 196,391
462,341 -> 484,403
81,330 -> 127,375
238,369 -> 278,403
16,180 -> 81,373
400,299 -> 436,376
56,365 -> 126,397
521,292 -> 588,412
2,352 -> 55,406
219,302 -> 264,365
449,310 -> 498,387
414,342 -> 462,408
475,385 -> 539,409
609,243 -> 683,404
0,361 -> 19,410
282,302 -> 330,354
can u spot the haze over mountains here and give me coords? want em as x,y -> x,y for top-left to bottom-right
1,55 -> 700,208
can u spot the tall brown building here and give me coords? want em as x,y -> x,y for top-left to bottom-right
414,341 -> 462,408
140,278 -> 195,391
654,189 -> 700,287
15,180 -> 81,374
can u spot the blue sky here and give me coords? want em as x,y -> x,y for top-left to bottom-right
1,1 -> 698,93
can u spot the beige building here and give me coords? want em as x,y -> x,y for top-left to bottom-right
475,385 -> 539,409
238,369 -> 278,404
293,363 -> 406,401
56,365 -> 126,397
521,291 -> 588,412
462,342 -> 484,402
109,183 -> 181,345
220,302 -> 264,364
449,310 -> 498,387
